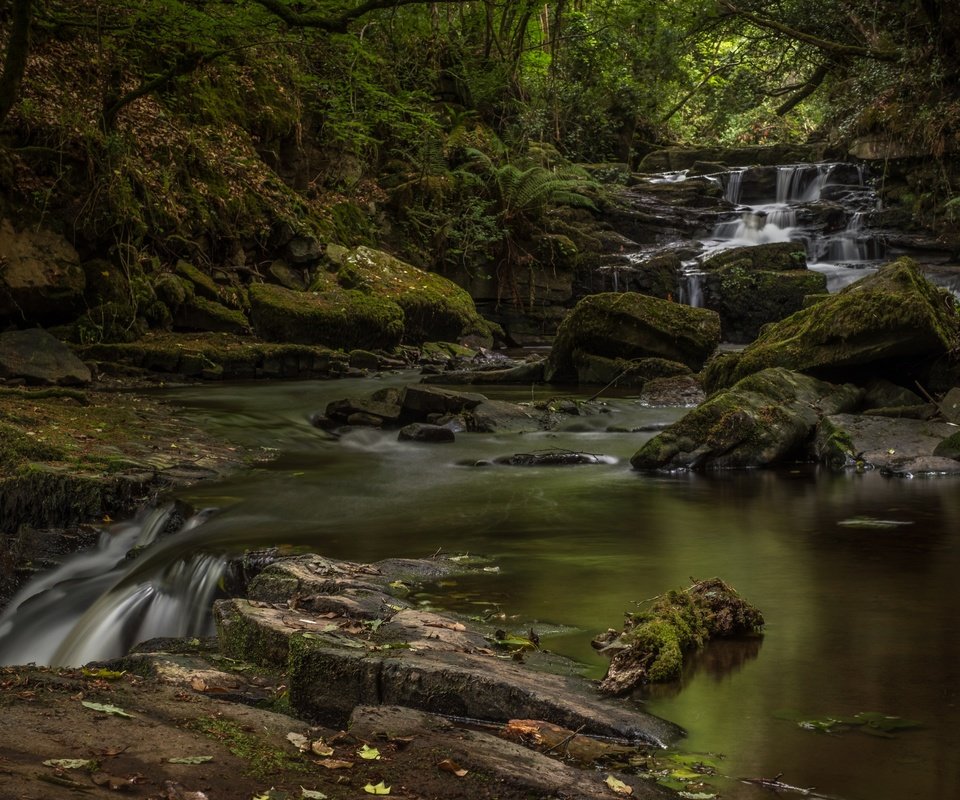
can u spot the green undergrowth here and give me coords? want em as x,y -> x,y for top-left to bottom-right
187,716 -> 307,778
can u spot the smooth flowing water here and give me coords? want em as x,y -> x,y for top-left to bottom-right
3,376 -> 955,799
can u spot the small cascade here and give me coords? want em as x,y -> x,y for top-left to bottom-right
0,505 -> 226,666
723,169 -> 745,204
678,268 -> 705,307
776,163 -> 836,203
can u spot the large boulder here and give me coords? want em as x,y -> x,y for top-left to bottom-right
0,328 -> 91,386
249,281 -> 405,351
544,292 -> 721,383
700,243 -> 826,342
703,258 -> 960,393
631,367 -> 862,470
0,219 -> 86,324
326,246 -> 491,346
638,144 -> 828,172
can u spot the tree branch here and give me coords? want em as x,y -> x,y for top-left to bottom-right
718,1 -> 899,61
776,62 -> 831,116
0,0 -> 32,126
253,0 -> 469,34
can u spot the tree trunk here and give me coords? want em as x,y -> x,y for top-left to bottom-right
0,0 -> 32,126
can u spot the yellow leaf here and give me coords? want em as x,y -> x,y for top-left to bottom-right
357,744 -> 380,760
605,775 -> 633,795
363,782 -> 391,795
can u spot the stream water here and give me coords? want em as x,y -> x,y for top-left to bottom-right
2,376 -> 958,799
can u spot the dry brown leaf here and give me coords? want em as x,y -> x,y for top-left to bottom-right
438,758 -> 468,777
317,759 -> 353,770
311,740 -> 335,757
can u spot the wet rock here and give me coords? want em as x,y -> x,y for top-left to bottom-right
0,328 -> 91,386
933,431 -> 960,460
326,397 -> 403,425
814,413 -> 960,475
493,450 -> 609,466
638,375 -> 705,407
544,292 -> 721,384
421,359 -> 546,386
401,384 -> 485,416
699,243 -> 825,343
398,422 -> 455,443
703,258 -> 960,392
862,379 -> 925,410
940,387 -> 960,424
464,400 -> 551,433
632,367 -> 862,471
570,352 -> 691,388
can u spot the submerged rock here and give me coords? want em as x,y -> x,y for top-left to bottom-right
493,450 -> 610,466
632,367 -> 862,470
704,258 -> 960,392
398,422 -> 455,443
544,292 -> 721,383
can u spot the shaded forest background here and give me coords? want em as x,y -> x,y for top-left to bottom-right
1,0 -> 959,338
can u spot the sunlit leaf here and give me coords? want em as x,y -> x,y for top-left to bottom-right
301,789 -> 328,799
81,701 -> 134,718
311,740 -> 335,757
286,732 -> 309,751
81,667 -> 126,680
357,744 -> 381,760
605,775 -> 633,795
363,781 -> 391,795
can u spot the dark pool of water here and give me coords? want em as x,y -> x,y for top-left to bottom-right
155,376 -> 960,799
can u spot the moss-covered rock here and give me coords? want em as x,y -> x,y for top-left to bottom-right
934,431 -> 960,460
631,367 -> 863,470
328,247 -> 491,345
703,258 -> 960,393
570,351 -> 690,388
175,260 -> 221,301
249,281 -> 404,351
173,295 -> 250,334
544,292 -> 720,383
699,243 -> 825,343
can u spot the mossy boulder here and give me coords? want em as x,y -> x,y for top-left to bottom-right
326,247 -> 491,345
934,431 -> 960,460
249,281 -> 404,351
544,292 -> 720,383
174,260 -> 220,301
571,352 -> 691,388
173,295 -> 249,334
703,258 -> 960,393
699,243 -> 825,343
631,367 -> 863,470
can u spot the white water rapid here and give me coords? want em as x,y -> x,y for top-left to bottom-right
0,505 -> 227,666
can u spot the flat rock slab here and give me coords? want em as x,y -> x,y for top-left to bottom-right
0,328 -> 91,385
350,705 -> 677,800
817,413 -> 960,475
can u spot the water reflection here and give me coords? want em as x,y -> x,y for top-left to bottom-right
30,377 -> 960,799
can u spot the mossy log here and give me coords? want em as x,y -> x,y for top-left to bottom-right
596,578 -> 764,695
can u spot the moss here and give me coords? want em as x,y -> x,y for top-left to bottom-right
328,247 -> 491,345
0,422 -> 66,473
703,258 -> 960,392
73,302 -> 146,344
933,430 -> 960,460
153,272 -> 190,308
175,295 -> 250,334
175,260 -> 220,301
249,281 -> 404,351
599,578 -> 763,693
187,716 -> 306,778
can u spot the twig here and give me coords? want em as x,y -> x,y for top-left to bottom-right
541,724 -> 585,756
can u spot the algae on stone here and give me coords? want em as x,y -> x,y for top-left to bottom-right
631,367 -> 863,470
703,258 -> 960,393
596,578 -> 764,694
544,292 -> 721,383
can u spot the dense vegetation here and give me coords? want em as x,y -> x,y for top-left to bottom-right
1,0 -> 958,328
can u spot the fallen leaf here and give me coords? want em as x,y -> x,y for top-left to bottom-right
363,782 -> 391,795
301,790 -> 328,799
286,732 -> 309,751
310,740 -> 335,757
318,759 -> 353,770
43,758 -> 97,770
605,775 -> 633,795
82,667 -> 126,681
82,701 -> 134,718
357,744 -> 381,760
167,756 -> 214,765
190,677 -> 208,691
438,758 -> 468,777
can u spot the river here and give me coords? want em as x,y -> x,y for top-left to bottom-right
106,376 -> 960,799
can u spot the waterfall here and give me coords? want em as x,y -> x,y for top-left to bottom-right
678,268 -> 705,307
776,163 -> 838,203
724,169 -> 745,204
0,506 -> 227,666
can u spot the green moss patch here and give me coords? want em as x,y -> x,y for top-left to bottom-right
597,578 -> 764,694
